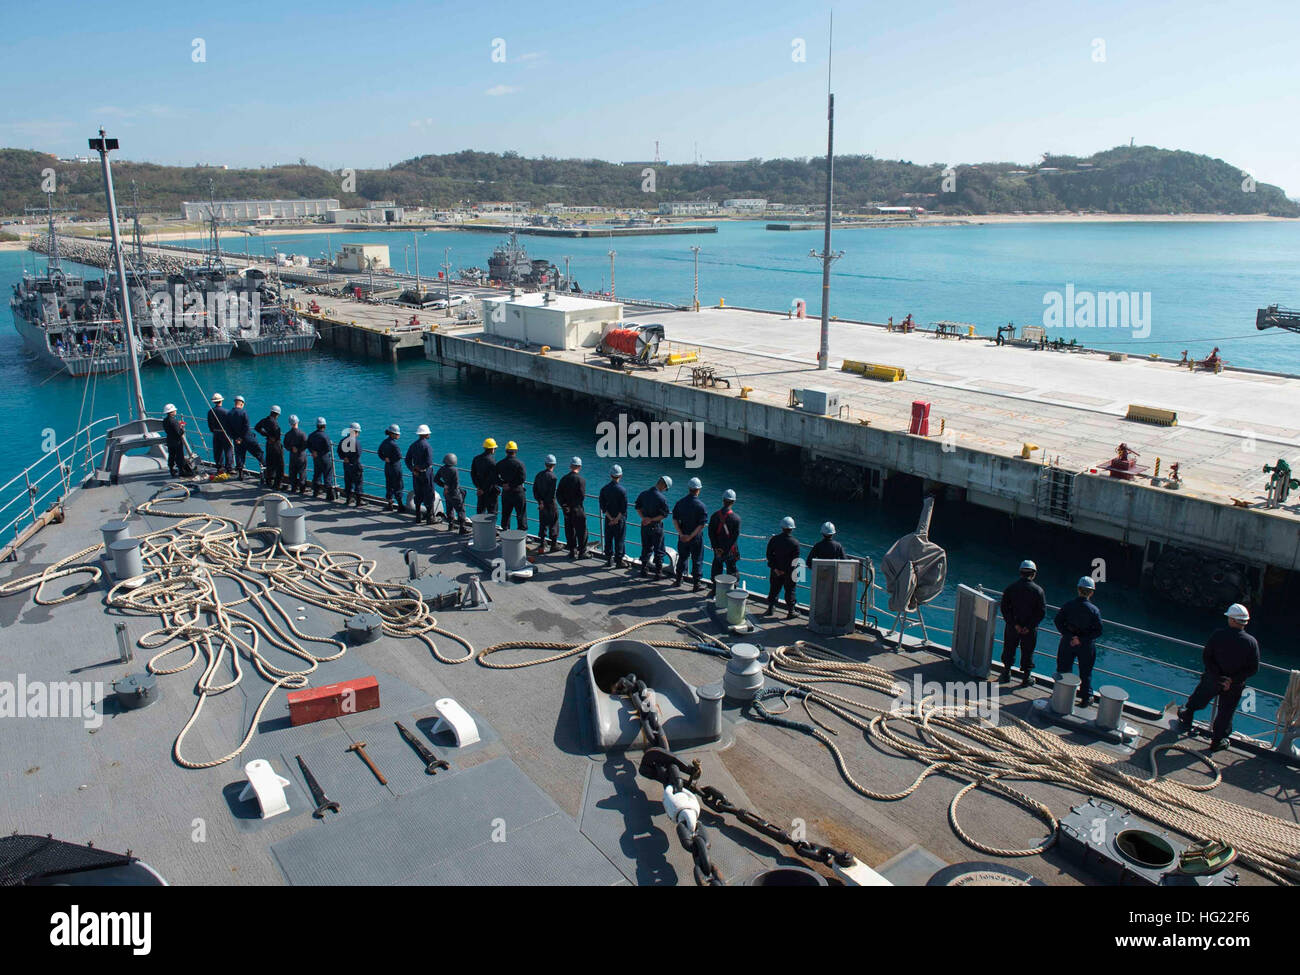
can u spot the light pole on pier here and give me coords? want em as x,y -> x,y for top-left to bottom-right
413,232 -> 421,293
443,247 -> 452,309
563,255 -> 571,290
608,250 -> 616,298
689,245 -> 701,311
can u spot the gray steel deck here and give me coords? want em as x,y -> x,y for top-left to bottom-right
1,470 -> 1295,886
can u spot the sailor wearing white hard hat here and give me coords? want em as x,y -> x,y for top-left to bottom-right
1177,603 -> 1261,750
534,454 -> 561,554
162,403 -> 186,477
764,517 -> 801,619
635,475 -> 674,579
671,477 -> 708,590
206,394 -> 233,473
556,457 -> 588,558
997,558 -> 1046,686
254,404 -> 286,491
708,489 -> 742,594
338,422 -> 364,507
599,463 -> 628,567
283,415 -> 308,494
1053,575 -> 1103,705
406,423 -> 437,525
305,417 -> 337,501
377,423 -> 405,510
809,521 -> 847,563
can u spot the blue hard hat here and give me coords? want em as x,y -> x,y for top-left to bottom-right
1077,575 -> 1096,590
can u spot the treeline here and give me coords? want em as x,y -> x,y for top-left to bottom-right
2,144 -> 1295,218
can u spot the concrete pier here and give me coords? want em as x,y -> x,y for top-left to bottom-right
425,305 -> 1300,585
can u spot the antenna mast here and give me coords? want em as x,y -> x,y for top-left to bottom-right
90,129 -> 146,422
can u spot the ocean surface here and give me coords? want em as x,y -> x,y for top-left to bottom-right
3,219 -> 1297,723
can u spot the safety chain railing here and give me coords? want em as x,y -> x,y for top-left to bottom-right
614,672 -> 857,885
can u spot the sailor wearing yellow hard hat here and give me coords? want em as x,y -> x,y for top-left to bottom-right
496,440 -> 527,532
471,437 -> 500,516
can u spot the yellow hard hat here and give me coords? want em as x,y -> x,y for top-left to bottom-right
505,440 -> 518,451
483,437 -> 497,449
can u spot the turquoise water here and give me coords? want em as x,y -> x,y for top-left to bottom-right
172,219 -> 1300,371
3,221 -> 1297,725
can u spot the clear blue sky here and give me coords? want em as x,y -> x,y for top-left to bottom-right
3,0 -> 1298,195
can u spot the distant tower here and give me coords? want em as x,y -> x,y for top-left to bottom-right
654,140 -> 661,164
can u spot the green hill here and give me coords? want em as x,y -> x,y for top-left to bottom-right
2,144 -> 1294,218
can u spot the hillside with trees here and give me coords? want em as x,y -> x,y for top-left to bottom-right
1,144 -> 1294,218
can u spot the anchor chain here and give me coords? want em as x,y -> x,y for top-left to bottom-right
614,673 -> 856,885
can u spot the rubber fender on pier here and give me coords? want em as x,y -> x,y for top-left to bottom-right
843,359 -> 906,382
1125,404 -> 1178,426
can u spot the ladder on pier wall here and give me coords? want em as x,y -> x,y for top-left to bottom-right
1037,467 -> 1075,525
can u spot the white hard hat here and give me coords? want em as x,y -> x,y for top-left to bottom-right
234,395 -> 245,404
417,424 -> 431,436
316,416 -> 327,427
1077,576 -> 1096,590
610,464 -> 622,477
1225,603 -> 1250,622
288,414 -> 299,424
1020,559 -> 1037,572
270,405 -> 281,415
350,422 -> 361,432
781,516 -> 795,531
211,393 -> 223,403
164,403 -> 176,414
659,475 -> 673,491
688,477 -> 702,490
821,521 -> 835,536
723,489 -> 736,501
571,456 -> 583,468
387,423 -> 400,435
544,454 -> 556,465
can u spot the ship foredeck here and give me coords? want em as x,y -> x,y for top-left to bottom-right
1,471 -> 1296,886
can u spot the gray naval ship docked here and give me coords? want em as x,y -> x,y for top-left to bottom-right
1,132 -> 1298,888
12,202 -> 315,378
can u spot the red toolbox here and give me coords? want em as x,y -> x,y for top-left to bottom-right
287,675 -> 380,726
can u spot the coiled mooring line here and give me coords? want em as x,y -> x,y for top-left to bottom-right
754,641 -> 1300,884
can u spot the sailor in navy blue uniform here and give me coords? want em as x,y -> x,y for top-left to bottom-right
671,477 -> 708,590
1054,576 -> 1103,704
206,393 -> 232,473
283,415 -> 308,493
635,475 -> 672,578
377,424 -> 404,510
598,465 -> 628,567
338,422 -> 363,506
405,425 -> 436,524
306,417 -> 336,501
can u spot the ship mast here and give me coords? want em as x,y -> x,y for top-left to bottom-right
90,129 -> 146,422
45,192 -> 61,272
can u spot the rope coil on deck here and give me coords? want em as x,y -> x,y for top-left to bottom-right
0,484 -> 475,768
755,641 -> 1300,884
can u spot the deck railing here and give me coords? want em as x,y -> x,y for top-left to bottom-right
0,416 -> 120,551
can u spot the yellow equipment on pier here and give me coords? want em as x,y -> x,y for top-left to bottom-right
1125,404 -> 1178,427
842,359 -> 906,382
